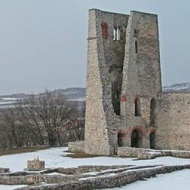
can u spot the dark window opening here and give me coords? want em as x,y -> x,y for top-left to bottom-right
149,132 -> 156,149
135,97 -> 141,116
150,98 -> 157,126
112,82 -> 121,116
135,40 -> 138,53
120,28 -> 124,41
118,131 -> 125,147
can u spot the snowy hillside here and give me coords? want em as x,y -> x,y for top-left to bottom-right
163,83 -> 190,92
2,82 -> 190,106
0,88 -> 86,108
49,88 -> 86,100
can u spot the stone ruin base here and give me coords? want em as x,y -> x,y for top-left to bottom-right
117,147 -> 190,159
0,167 -> 9,173
3,164 -> 189,190
27,157 -> 45,171
68,141 -> 85,153
68,141 -> 190,160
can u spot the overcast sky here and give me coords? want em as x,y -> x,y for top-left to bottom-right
0,0 -> 189,95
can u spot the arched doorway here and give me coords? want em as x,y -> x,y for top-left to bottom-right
117,131 -> 125,147
131,129 -> 143,148
149,132 -> 156,149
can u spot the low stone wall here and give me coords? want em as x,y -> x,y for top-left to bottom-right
16,165 -> 190,190
117,147 -> 190,159
0,167 -> 9,173
117,147 -> 147,157
0,174 -> 78,185
68,141 -> 85,153
170,150 -> 190,158
57,165 -> 128,175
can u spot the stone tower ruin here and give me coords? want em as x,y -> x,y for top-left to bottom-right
69,9 -> 190,155
84,9 -> 161,155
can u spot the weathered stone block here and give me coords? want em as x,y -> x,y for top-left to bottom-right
27,157 -> 45,171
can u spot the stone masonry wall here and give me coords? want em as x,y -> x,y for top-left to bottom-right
85,9 -> 112,155
85,9 -> 127,155
156,93 -> 190,150
121,11 -> 161,130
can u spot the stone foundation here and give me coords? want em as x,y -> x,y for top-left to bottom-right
117,147 -> 190,159
0,167 -> 9,173
27,158 -> 45,171
14,164 -> 190,190
68,141 -> 85,153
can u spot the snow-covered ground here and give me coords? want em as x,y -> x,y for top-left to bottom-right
0,147 -> 190,190
108,169 -> 190,190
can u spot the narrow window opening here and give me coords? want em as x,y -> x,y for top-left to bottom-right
150,98 -> 157,126
120,28 -> 124,41
135,97 -> 141,116
149,132 -> 156,149
135,41 -> 138,53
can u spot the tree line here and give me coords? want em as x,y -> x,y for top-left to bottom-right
0,90 -> 85,150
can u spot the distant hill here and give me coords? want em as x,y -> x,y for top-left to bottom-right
1,83 -> 190,104
0,88 -> 86,107
51,88 -> 86,100
162,83 -> 190,93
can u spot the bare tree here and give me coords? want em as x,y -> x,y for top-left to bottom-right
0,90 -> 86,149
0,108 -> 27,148
16,90 -> 72,146
66,101 -> 85,142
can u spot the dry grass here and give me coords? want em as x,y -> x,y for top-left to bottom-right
0,146 -> 49,156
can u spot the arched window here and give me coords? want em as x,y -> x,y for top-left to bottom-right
101,22 -> 109,39
113,26 -> 122,41
135,97 -> 141,116
135,40 -> 138,53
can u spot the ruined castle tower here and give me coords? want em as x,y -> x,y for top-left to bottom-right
84,9 -> 161,155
